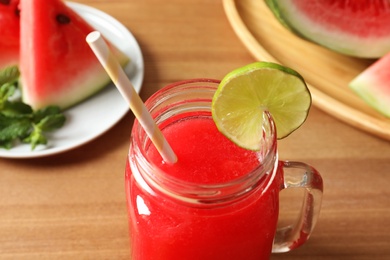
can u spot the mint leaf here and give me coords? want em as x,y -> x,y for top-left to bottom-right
0,82 -> 17,106
36,114 -> 66,131
0,139 -> 14,149
0,66 -> 67,150
0,66 -> 20,85
0,66 -> 20,86
23,124 -> 48,150
23,109 -> 66,150
22,111 -> 66,150
0,114 -> 31,141
33,105 -> 62,123
0,67 -> 20,110
1,100 -> 33,118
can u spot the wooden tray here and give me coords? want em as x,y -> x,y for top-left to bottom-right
223,0 -> 390,141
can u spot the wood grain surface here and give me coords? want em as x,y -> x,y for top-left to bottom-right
1,0 -> 389,259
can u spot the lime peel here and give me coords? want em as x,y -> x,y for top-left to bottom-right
212,62 -> 311,151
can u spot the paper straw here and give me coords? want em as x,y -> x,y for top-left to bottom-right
86,31 -> 177,164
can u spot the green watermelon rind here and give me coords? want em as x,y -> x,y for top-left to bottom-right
20,55 -> 129,110
349,54 -> 390,118
265,0 -> 390,58
19,43 -> 130,110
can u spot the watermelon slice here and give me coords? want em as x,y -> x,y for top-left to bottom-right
19,0 -> 130,110
0,0 -> 20,69
265,0 -> 390,58
349,52 -> 390,118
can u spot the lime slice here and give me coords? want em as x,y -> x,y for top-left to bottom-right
212,62 -> 311,150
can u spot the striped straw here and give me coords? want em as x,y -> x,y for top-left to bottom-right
86,31 -> 177,164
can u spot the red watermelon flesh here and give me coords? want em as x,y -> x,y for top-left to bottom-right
349,52 -> 390,118
19,0 -> 129,110
265,0 -> 390,58
0,0 -> 20,69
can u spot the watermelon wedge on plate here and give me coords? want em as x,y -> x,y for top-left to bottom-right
19,0 -> 130,110
0,0 -> 20,69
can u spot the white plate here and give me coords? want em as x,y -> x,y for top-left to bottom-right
0,2 -> 144,158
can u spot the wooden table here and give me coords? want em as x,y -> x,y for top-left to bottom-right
1,0 -> 389,259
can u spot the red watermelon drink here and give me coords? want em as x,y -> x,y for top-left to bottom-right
125,79 -> 323,259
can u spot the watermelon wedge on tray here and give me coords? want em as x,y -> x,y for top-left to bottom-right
19,0 -> 130,110
0,0 -> 20,69
349,52 -> 390,118
265,0 -> 390,58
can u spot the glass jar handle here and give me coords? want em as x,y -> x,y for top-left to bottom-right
272,161 -> 323,253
